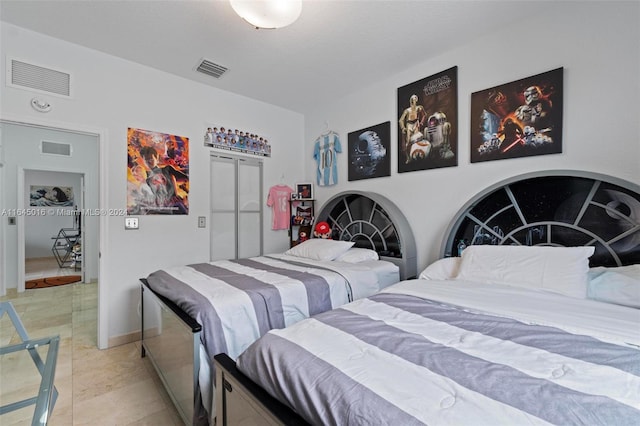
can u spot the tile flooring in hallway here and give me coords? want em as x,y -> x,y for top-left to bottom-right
1,259 -> 183,425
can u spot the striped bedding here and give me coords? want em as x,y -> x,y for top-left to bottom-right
237,279 -> 640,425
145,254 -> 397,360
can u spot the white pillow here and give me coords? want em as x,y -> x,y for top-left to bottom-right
587,264 -> 640,308
334,247 -> 379,263
455,245 -> 595,298
284,239 -> 355,261
419,257 -> 461,280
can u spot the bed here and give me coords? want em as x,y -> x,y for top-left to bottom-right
141,192 -> 416,425
215,170 -> 640,426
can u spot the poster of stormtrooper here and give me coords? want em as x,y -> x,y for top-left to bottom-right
348,121 -> 391,181
470,67 -> 563,163
397,66 -> 458,173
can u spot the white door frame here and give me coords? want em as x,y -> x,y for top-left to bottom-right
0,114 -> 109,349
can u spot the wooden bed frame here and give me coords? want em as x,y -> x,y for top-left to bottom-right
213,170 -> 640,425
140,191 -> 417,425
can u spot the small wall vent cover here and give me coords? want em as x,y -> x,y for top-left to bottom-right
41,140 -> 72,157
196,59 -> 228,79
9,59 -> 71,97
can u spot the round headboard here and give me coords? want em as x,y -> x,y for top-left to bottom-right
442,170 -> 640,267
316,191 -> 417,280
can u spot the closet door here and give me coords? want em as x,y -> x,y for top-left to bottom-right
210,154 -> 263,261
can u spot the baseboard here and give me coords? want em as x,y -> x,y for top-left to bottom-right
108,330 -> 141,348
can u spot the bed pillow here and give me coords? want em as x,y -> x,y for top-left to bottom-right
285,239 -> 355,261
455,245 -> 595,298
587,264 -> 640,308
419,257 -> 461,280
334,247 -> 379,263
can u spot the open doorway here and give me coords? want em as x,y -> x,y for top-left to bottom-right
23,170 -> 85,288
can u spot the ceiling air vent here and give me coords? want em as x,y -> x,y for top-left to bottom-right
9,59 -> 71,97
41,140 -> 72,157
196,59 -> 228,79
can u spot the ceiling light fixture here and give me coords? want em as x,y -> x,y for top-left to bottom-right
230,0 -> 302,29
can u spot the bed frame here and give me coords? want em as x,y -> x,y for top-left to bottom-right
213,170 -> 640,425
140,191 -> 415,425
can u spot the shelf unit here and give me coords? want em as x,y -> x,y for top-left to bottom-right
288,199 -> 315,248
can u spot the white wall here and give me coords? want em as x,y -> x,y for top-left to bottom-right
25,170 -> 82,258
1,23 -> 305,347
304,2 -> 640,274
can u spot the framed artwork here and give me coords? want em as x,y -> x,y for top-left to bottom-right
470,67 -> 563,163
127,127 -> 189,215
296,183 -> 313,200
30,186 -> 74,207
348,121 -> 391,181
397,66 -> 458,173
205,125 -> 271,157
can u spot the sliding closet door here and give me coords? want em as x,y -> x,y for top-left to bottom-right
210,154 -> 263,261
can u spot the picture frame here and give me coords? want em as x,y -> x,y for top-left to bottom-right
295,183 -> 313,200
397,66 -> 458,173
348,121 -> 391,181
470,67 -> 563,163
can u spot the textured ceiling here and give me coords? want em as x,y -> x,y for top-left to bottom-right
0,0 -> 552,114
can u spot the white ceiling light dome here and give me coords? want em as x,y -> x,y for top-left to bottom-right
230,0 -> 302,29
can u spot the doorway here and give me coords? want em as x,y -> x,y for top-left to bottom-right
0,119 -> 106,347
22,170 -> 85,287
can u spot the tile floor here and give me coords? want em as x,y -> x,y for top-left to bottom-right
1,258 -> 183,425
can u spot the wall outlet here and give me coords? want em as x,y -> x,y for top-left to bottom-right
198,216 -> 206,228
125,217 -> 139,230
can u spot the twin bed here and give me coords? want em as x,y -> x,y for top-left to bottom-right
143,171 -> 640,425
141,192 -> 414,424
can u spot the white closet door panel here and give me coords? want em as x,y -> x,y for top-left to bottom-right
238,161 -> 260,211
238,212 -> 261,258
211,212 -> 236,261
211,159 -> 236,211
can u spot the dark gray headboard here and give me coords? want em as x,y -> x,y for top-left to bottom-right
315,191 -> 417,280
442,170 -> 640,267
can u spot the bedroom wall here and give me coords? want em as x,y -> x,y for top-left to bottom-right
0,23 -> 305,347
303,2 -> 640,273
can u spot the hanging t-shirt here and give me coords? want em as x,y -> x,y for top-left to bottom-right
266,185 -> 294,230
313,131 -> 342,186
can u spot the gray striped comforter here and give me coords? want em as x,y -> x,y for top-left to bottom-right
145,254 -> 384,360
237,280 -> 640,425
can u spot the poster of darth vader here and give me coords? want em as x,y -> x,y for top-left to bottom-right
397,66 -> 458,173
470,67 -> 563,163
348,122 -> 391,181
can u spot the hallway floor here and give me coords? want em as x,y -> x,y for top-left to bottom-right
1,259 -> 183,425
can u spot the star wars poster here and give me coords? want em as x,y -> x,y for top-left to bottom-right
348,122 -> 391,181
397,66 -> 458,173
127,128 -> 189,215
470,67 -> 563,163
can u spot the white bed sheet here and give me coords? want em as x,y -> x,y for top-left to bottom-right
382,279 -> 640,347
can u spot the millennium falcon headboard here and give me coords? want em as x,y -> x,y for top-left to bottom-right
315,191 -> 417,280
442,170 -> 640,267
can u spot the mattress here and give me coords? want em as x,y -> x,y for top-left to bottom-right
237,279 -> 640,425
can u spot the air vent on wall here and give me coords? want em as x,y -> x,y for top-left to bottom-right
41,140 -> 72,157
196,59 -> 228,78
9,59 -> 71,97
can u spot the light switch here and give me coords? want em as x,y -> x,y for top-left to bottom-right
198,216 -> 206,228
125,217 -> 139,230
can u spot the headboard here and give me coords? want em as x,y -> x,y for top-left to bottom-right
315,191 -> 417,280
442,170 -> 640,267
